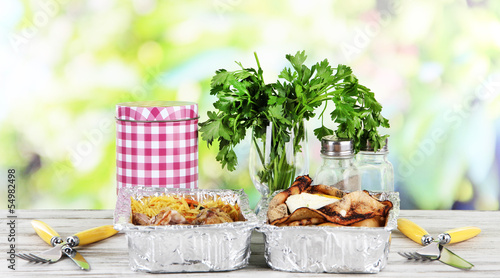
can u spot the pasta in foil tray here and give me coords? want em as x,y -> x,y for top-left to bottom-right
130,194 -> 244,226
114,187 -> 258,273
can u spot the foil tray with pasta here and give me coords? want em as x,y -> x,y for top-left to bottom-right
257,190 -> 400,273
114,187 -> 258,273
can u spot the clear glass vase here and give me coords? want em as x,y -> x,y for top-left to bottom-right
249,120 -> 309,214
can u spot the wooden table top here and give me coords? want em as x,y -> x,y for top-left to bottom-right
1,209 -> 499,277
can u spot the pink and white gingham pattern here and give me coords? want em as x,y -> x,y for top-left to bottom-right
116,102 -> 198,189
116,101 -> 198,121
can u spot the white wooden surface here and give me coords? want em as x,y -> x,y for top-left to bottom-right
1,209 -> 499,277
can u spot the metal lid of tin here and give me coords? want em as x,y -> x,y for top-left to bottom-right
320,135 -> 353,157
361,138 -> 389,153
116,101 -> 198,122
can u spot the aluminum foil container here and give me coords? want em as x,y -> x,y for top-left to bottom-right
257,191 -> 400,273
114,187 -> 258,273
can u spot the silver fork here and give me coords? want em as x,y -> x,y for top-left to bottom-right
398,251 -> 435,261
16,253 -> 51,263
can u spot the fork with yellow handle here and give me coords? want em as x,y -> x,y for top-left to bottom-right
32,220 -> 118,248
398,218 -> 481,247
397,218 -> 480,266
24,220 -> 118,268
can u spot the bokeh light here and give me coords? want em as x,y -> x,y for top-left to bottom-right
1,0 -> 499,210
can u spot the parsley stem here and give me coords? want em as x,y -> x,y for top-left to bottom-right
254,52 -> 261,69
252,134 -> 266,169
253,52 -> 264,83
319,102 -> 328,124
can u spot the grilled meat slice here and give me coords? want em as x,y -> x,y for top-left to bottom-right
318,190 -> 393,226
132,212 -> 151,225
169,210 -> 187,224
285,217 -> 326,226
268,203 -> 288,223
305,184 -> 345,199
267,175 -> 393,227
192,208 -> 233,225
271,207 -> 326,226
349,216 -> 385,227
267,175 -> 312,220
150,209 -> 172,225
149,209 -> 187,225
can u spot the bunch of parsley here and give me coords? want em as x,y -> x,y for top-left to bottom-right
199,51 -> 389,193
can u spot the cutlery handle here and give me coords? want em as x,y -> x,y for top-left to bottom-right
68,225 -> 118,246
442,226 -> 481,244
397,218 -> 432,245
31,220 -> 62,246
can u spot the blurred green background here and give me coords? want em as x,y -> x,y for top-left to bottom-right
1,0 -> 499,210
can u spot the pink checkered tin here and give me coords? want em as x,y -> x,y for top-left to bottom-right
116,101 -> 199,190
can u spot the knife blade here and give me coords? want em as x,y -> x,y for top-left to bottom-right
433,244 -> 474,270
62,245 -> 90,271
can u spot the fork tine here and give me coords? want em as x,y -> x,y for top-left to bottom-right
398,252 -> 411,259
411,252 -> 433,261
17,254 -> 39,262
16,254 -> 38,262
16,253 -> 49,263
420,254 -> 434,261
399,252 -> 415,260
29,253 -> 52,263
398,251 -> 433,261
15,254 -> 31,261
28,254 -> 44,263
409,252 -> 423,260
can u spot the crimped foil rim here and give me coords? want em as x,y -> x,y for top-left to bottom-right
114,187 -> 258,231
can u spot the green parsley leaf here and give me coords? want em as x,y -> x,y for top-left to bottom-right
313,126 -> 334,140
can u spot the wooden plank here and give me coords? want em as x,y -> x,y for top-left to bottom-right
1,210 -> 499,277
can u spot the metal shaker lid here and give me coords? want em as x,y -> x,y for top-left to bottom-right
320,135 -> 353,156
361,138 -> 389,153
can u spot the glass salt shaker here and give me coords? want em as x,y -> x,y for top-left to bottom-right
356,138 -> 394,192
314,135 -> 360,191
